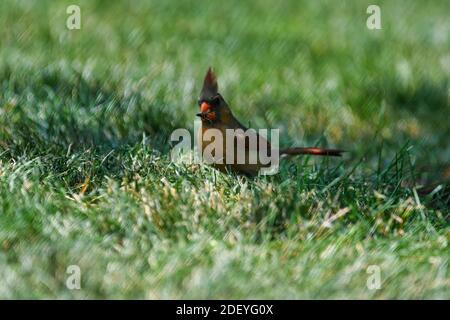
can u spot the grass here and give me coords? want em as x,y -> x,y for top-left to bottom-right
0,0 -> 449,298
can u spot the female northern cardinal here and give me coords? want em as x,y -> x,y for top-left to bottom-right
196,68 -> 343,176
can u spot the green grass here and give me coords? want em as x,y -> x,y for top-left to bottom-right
0,0 -> 449,298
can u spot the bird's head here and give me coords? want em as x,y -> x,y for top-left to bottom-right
196,68 -> 232,125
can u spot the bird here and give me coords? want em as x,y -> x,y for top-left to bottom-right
196,68 -> 344,176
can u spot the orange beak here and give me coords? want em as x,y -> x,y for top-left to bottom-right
197,102 -> 216,121
200,102 -> 210,113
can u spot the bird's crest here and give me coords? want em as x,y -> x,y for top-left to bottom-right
200,67 -> 218,100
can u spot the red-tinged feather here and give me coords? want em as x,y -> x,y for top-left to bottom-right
201,67 -> 218,98
280,147 -> 344,157
204,67 -> 216,85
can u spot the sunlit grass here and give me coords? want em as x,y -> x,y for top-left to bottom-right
0,0 -> 448,298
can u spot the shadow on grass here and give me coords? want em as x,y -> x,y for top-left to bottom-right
0,65 -> 186,155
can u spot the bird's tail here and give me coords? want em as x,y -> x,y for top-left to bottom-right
280,147 -> 344,157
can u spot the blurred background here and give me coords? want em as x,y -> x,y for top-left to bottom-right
0,0 -> 448,298
1,0 -> 449,178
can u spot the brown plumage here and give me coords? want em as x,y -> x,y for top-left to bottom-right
280,147 -> 344,157
196,68 -> 344,176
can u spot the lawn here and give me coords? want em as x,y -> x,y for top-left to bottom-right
0,0 -> 449,298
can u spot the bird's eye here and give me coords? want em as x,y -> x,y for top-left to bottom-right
211,95 -> 221,105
